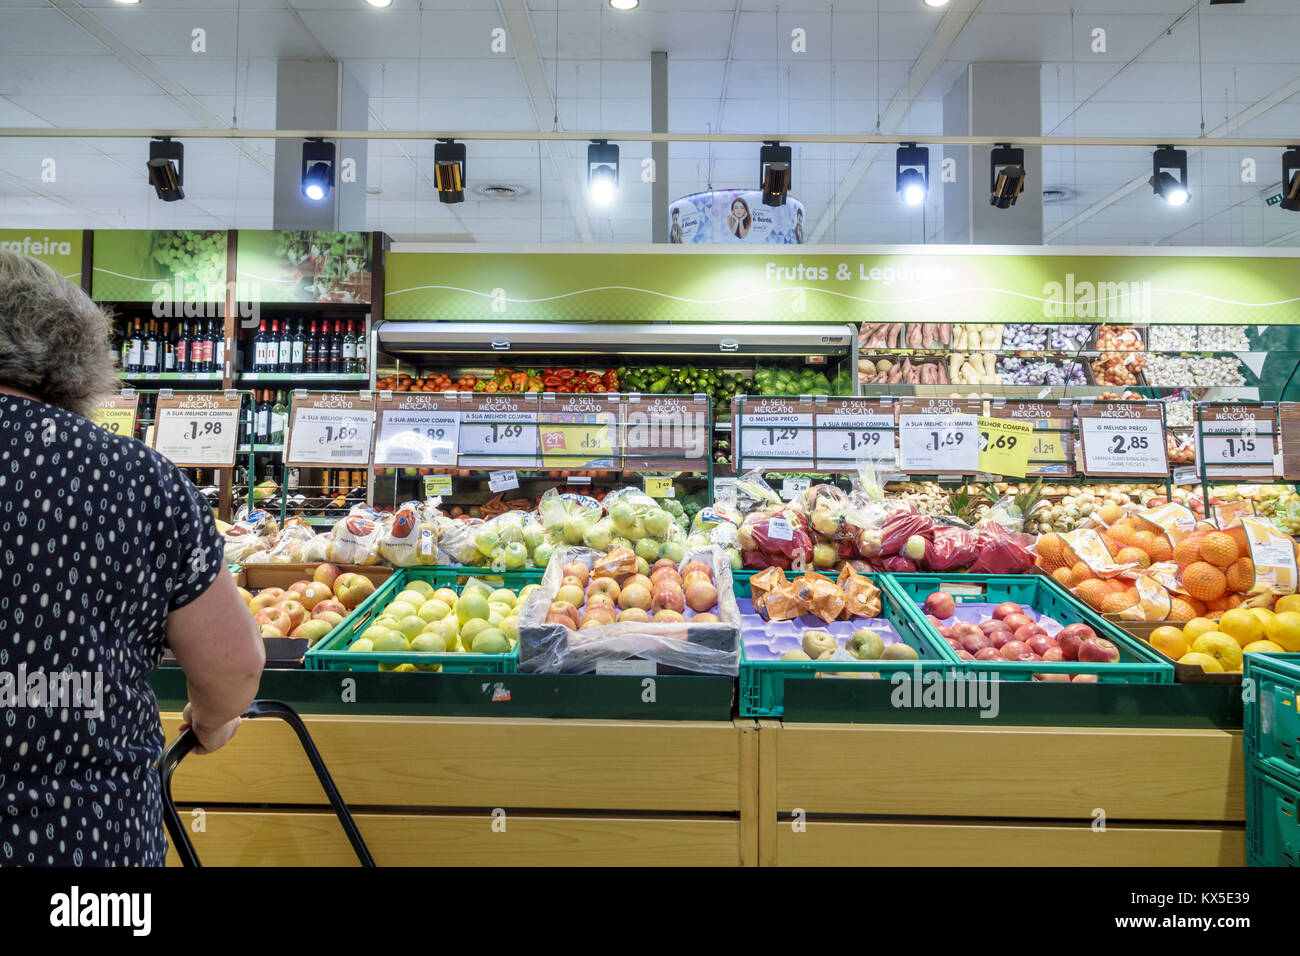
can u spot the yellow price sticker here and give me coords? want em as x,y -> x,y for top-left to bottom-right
1028,430 -> 1066,462
89,406 -> 136,436
977,416 -> 1033,478
645,476 -> 674,498
423,474 -> 452,497
539,423 -> 615,469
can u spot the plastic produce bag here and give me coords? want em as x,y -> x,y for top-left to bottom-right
517,546 -> 741,675
877,510 -> 935,558
220,508 -> 278,564
738,505 -> 816,570
968,523 -> 1037,575
244,517 -> 317,565
732,469 -> 783,516
438,517 -> 484,567
537,488 -> 603,546
923,526 -> 980,573
377,501 -> 440,568
327,505 -> 384,566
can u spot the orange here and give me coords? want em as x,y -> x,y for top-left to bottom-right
1173,534 -> 1205,570
1100,534 -> 1122,558
1275,594 -> 1300,616
1242,640 -> 1285,655
1038,533 -> 1066,569
1105,578 -> 1129,594
1101,591 -> 1136,614
1167,598 -> 1198,622
1264,611 -> 1300,652
1133,531 -> 1171,562
1070,561 -> 1094,583
1178,651 -> 1225,674
1199,532 -> 1239,569
1190,631 -> 1243,671
1116,547 -> 1151,569
1051,567 -> 1073,588
1225,557 -> 1254,594
1218,607 -> 1264,647
1182,562 -> 1228,602
1098,503 -> 1124,525
1207,595 -> 1237,614
1189,597 -> 1208,617
1181,617 -> 1219,642
1075,579 -> 1110,611
1109,521 -> 1137,546
1149,625 -> 1189,660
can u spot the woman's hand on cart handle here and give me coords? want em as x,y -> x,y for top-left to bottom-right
178,702 -> 242,755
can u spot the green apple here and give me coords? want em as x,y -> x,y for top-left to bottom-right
499,616 -> 520,642
470,628 -> 510,654
661,540 -> 685,563
518,584 -> 539,602
460,618 -> 491,647
410,632 -> 447,654
634,538 -> 660,562
522,525 -> 546,551
642,510 -> 671,538
370,630 -> 410,653
405,580 -> 435,599
489,588 -> 516,607
394,616 -> 426,641
501,542 -> 528,569
532,543 -> 554,568
460,584 -> 491,604
385,600 -> 418,621
488,609 -> 505,628
393,589 -> 426,610
348,637 -> 374,653
360,625 -> 398,646
417,599 -> 452,623
434,587 -> 458,606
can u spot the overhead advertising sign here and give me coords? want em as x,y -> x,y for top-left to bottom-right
0,230 -> 83,282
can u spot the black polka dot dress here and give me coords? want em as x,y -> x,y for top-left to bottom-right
0,395 -> 224,866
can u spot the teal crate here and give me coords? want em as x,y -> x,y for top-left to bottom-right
735,572 -> 960,718
1244,653 -> 1300,781
885,573 -> 1174,684
305,567 -> 542,674
1247,759 -> 1300,866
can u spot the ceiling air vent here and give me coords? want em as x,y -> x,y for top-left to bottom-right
474,184 -> 527,199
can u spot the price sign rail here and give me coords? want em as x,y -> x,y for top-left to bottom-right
733,394 -> 906,476
988,400 -> 1080,479
1075,399 -> 1172,500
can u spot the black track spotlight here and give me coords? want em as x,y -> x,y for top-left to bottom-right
147,137 -> 184,202
760,141 -> 792,207
1280,148 -> 1300,212
301,138 -> 335,203
587,139 -> 619,206
434,139 -> 466,204
990,144 -> 1026,209
1208,1 -> 1245,6
1150,145 -> 1190,206
896,143 -> 929,207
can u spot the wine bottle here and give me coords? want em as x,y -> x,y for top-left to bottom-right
252,319 -> 269,371
342,320 -> 356,373
142,319 -> 159,373
277,319 -> 292,371
175,319 -> 189,374
351,320 -> 367,376
291,319 -> 306,374
163,321 -> 176,372
213,320 -> 225,373
330,320 -> 344,373
270,391 -> 287,446
127,318 -> 144,374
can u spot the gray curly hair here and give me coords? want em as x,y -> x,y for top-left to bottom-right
0,250 -> 115,418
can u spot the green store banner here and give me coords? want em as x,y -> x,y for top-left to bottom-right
0,229 -> 83,281
235,231 -> 372,304
385,249 -> 1300,326
91,230 -> 227,303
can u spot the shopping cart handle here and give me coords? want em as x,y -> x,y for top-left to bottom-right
157,699 -> 376,867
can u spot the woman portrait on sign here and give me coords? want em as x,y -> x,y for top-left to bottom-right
727,197 -> 752,240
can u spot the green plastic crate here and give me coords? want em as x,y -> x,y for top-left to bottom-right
885,573 -> 1175,684
735,572 -> 960,718
1244,653 -> 1300,782
305,567 -> 542,674
1247,759 -> 1300,866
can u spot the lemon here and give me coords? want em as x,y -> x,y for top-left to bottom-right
1177,651 -> 1225,673
1242,639 -> 1285,655
1181,617 -> 1218,642
1190,632 -> 1243,671
1217,608 -> 1264,647
1265,611 -> 1300,652
1148,625 -> 1188,661
1275,594 -> 1300,616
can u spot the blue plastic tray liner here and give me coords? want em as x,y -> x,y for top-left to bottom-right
919,600 -> 1064,638
737,597 -> 904,661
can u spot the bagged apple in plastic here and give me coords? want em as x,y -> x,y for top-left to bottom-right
377,501 -> 440,567
327,505 -> 384,566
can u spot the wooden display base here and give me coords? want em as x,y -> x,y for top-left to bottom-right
160,713 -> 1244,866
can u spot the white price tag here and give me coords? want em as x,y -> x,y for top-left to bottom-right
714,478 -> 737,503
817,413 -> 895,464
374,409 -> 460,467
489,469 -> 520,492
460,405 -> 540,467
741,413 -> 814,469
781,477 -> 811,500
897,414 -> 979,473
1080,416 -> 1165,476
1202,433 -> 1268,465
768,517 -> 794,541
1173,466 -> 1199,485
286,406 -> 374,466
153,405 -> 240,467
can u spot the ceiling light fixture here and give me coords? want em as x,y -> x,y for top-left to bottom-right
434,139 -> 467,204
923,0 -> 953,7
1281,148 -> 1300,212
113,0 -> 141,5
301,138 -> 335,203
896,143 -> 929,207
989,143 -> 1026,209
1208,1 -> 1245,5
760,141 -> 792,207
364,0 -> 394,7
146,137 -> 184,202
609,0 -> 640,10
1150,145 -> 1190,206
587,139 -> 619,206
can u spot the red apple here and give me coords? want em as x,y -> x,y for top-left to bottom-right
1041,646 -> 1066,662
952,621 -> 981,639
1002,612 -> 1033,632
1056,623 -> 1096,662
992,601 -> 1023,621
974,646 -> 1001,661
1035,672 -> 1071,682
961,632 -> 993,654
937,624 -> 955,641
1014,623 -> 1047,643
1017,651 -> 1041,662
991,631 -> 1018,650
955,650 -> 975,660
999,640 -> 1031,661
925,591 -> 957,620
980,619 -> 1012,636
1078,636 -> 1120,664
1071,673 -> 1100,683
1026,634 -> 1058,657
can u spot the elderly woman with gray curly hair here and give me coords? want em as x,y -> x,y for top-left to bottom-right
0,250 -> 264,867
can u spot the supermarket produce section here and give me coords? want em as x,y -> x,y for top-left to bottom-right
60,233 -> 1300,866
